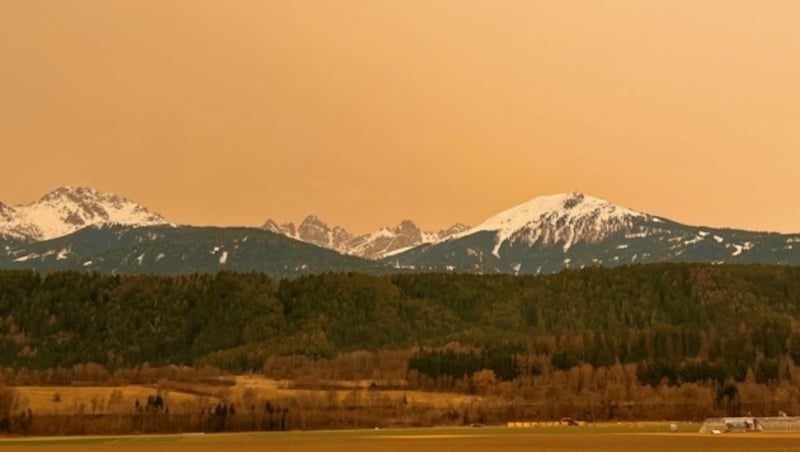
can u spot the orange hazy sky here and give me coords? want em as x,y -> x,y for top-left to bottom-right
1,1 -> 798,233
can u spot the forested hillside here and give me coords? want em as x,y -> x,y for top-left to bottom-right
1,264 -> 799,389
1,225 -> 378,276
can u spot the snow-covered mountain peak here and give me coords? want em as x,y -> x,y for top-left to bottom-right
395,220 -> 421,235
299,214 -> 328,230
475,192 -> 643,232
293,215 -> 353,251
443,223 -> 470,235
1,187 -> 169,241
262,219 -> 297,237
262,219 -> 280,231
259,214 -> 471,260
38,186 -> 150,213
41,185 -> 104,201
468,192 -> 647,256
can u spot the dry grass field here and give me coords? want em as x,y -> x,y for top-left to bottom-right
3,426 -> 800,452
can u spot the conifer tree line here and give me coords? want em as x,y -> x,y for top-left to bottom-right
0,264 -> 799,389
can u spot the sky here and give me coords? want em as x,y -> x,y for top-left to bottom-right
1,1 -> 798,233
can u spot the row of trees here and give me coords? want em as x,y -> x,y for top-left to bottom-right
1,264 -> 800,387
7,361 -> 800,435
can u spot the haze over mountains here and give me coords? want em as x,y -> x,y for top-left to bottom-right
1,187 -> 798,275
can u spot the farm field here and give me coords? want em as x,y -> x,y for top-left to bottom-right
3,425 -> 800,452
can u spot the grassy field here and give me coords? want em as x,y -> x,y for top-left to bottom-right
15,385 -> 217,414
8,378 -> 798,451
12,375 -> 475,415
232,375 -> 477,406
3,425 -> 800,451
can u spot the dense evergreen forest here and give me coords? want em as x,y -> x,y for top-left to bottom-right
1,264 -> 799,389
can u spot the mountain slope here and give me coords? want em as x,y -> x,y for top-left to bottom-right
465,192 -> 648,255
0,225 -> 376,276
0,186 -> 168,241
387,192 -> 800,274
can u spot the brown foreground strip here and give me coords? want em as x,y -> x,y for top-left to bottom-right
4,430 -> 800,452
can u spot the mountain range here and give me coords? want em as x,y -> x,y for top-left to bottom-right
262,216 -> 469,259
1,187 -> 798,275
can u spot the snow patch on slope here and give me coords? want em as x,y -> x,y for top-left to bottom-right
13,253 -> 38,262
730,242 -> 755,257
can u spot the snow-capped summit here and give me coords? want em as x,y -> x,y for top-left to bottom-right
297,215 -> 354,251
465,192 -> 648,256
347,220 -> 474,259
440,223 -> 470,237
348,220 -> 428,259
262,216 -> 354,252
0,186 -> 168,241
262,219 -> 297,238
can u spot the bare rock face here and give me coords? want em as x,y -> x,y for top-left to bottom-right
297,215 -> 335,247
346,220 -> 424,259
263,216 -> 355,253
